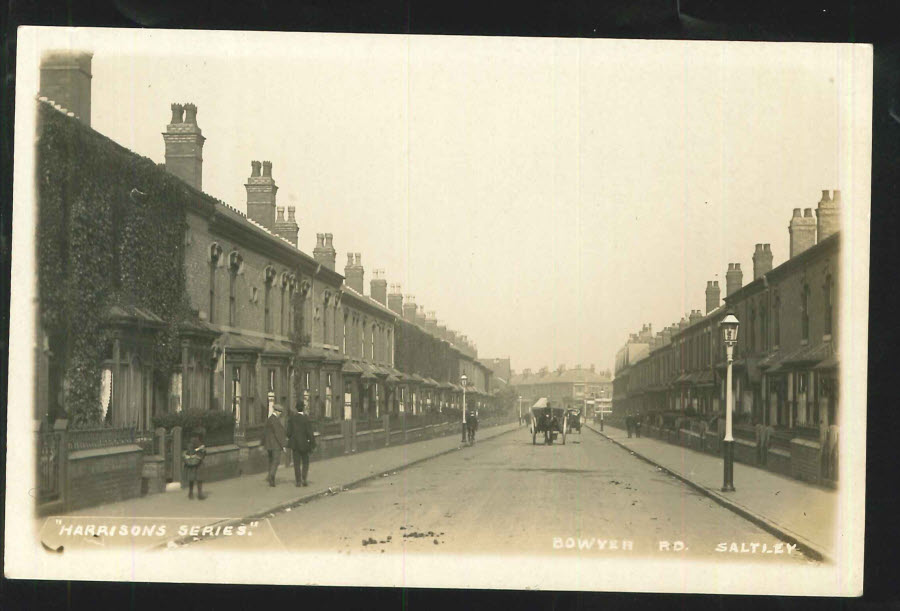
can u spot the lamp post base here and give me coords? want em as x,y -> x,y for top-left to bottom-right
722,440 -> 735,492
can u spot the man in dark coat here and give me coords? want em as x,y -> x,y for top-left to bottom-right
263,404 -> 287,487
286,400 -> 316,487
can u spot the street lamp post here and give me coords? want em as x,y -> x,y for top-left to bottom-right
518,395 -> 523,426
719,313 -> 740,492
461,374 -> 468,442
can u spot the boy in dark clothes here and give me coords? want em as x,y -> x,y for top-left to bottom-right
183,428 -> 208,500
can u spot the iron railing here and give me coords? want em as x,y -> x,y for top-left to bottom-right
67,426 -> 138,451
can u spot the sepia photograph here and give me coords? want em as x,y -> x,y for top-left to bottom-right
6,26 -> 870,595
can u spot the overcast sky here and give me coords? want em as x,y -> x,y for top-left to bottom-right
39,31 -> 859,372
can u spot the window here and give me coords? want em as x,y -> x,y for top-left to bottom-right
100,368 -> 114,423
749,307 -> 756,353
773,293 -> 781,348
343,311 -> 348,354
228,252 -> 242,327
170,372 -> 182,413
264,268 -> 275,333
760,301 -> 768,351
231,366 -> 241,424
288,280 -> 295,335
208,245 -> 221,323
303,372 -> 310,410
824,274 -> 833,337
325,383 -> 333,419
801,284 -> 810,342
323,293 -> 330,344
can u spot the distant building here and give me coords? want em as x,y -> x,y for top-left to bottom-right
482,357 -> 512,393
511,364 -> 611,408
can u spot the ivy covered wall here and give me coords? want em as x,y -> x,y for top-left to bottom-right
37,104 -> 193,427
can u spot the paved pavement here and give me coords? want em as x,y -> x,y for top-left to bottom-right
50,421 -> 519,525
189,422 -> 815,564
586,422 -> 837,561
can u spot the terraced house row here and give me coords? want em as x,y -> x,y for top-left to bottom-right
612,190 -> 841,486
33,52 -> 500,511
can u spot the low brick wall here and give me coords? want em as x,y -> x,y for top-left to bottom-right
66,444 -> 144,512
703,434 -> 721,455
238,440 -> 269,476
767,447 -> 792,477
194,444 -> 240,483
790,438 -> 822,485
733,438 -> 759,466
680,429 -> 704,452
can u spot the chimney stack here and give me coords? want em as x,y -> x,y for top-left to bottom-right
752,244 -> 773,280
245,160 -> 278,229
416,305 -> 427,325
39,51 -> 93,126
163,102 -> 205,191
272,203 -> 299,247
705,280 -> 720,313
726,263 -> 743,297
816,189 -> 840,242
789,207 -> 817,257
370,269 -> 388,305
689,309 -> 702,323
344,253 -> 365,294
402,295 -> 417,321
387,284 -> 403,315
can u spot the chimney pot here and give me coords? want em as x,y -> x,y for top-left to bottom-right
183,103 -> 198,124
251,160 -> 261,177
170,103 -> 184,124
276,207 -> 285,222
262,161 -> 272,177
821,189 -> 831,202
347,253 -> 354,265
287,206 -> 296,222
793,208 -> 802,217
804,208 -> 813,217
832,189 -> 841,202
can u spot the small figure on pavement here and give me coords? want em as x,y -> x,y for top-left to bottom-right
183,428 -> 208,500
286,399 -> 317,487
635,412 -> 643,438
263,403 -> 288,487
466,408 -> 478,444
625,410 -> 634,438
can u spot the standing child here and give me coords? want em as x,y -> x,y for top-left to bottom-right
183,428 -> 208,500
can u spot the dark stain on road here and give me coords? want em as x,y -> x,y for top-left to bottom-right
508,468 -> 596,474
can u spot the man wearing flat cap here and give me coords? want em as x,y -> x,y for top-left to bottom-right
263,404 -> 288,487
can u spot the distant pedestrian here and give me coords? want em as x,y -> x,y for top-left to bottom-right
286,400 -> 317,487
626,412 -> 634,438
263,404 -> 288,487
635,413 -> 643,438
183,428 -> 208,500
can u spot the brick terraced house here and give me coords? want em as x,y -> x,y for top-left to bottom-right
32,51 -> 498,513
611,193 -> 841,486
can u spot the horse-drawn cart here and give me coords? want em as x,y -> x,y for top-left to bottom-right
529,398 -> 568,445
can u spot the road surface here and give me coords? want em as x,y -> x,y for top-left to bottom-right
192,427 -> 814,563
